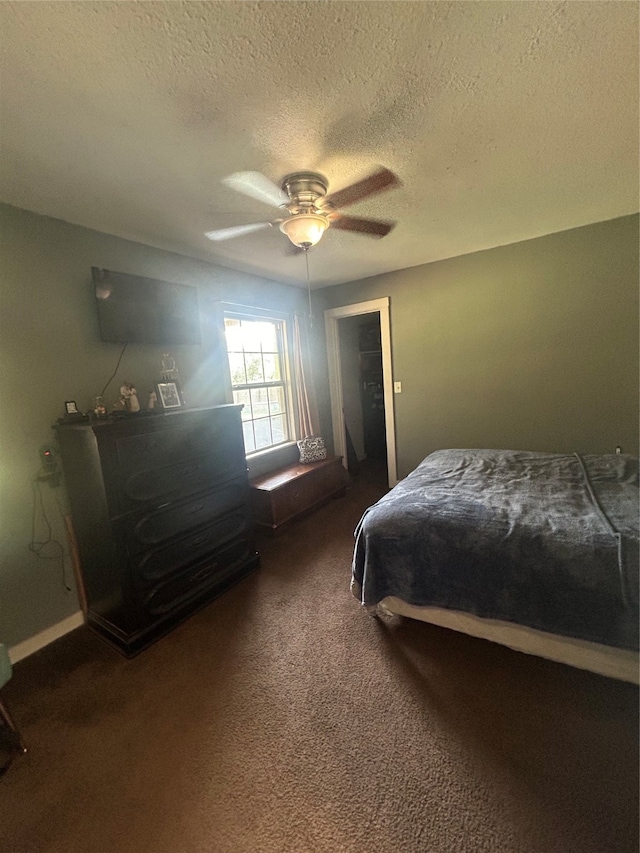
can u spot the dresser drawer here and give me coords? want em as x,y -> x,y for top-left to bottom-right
114,419 -> 244,474
139,537 -> 254,616
134,509 -> 252,583
113,447 -> 246,513
124,478 -> 249,552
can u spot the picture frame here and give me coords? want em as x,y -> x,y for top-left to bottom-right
156,382 -> 182,410
61,399 -> 87,423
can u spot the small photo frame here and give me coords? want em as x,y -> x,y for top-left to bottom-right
156,382 -> 182,410
65,400 -> 79,415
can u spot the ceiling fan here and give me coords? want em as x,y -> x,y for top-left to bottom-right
204,167 -> 400,249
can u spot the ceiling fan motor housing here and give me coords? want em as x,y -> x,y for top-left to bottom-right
279,172 -> 332,247
281,172 -> 329,213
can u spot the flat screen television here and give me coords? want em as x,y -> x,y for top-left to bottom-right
93,267 -> 201,345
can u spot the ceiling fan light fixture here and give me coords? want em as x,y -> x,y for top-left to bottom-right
279,214 -> 328,248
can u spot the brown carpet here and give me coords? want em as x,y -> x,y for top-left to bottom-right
1,461 -> 638,853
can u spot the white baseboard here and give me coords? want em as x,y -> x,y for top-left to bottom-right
9,611 -> 85,664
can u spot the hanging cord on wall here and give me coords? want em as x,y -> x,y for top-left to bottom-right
28,480 -> 72,593
99,341 -> 128,399
303,247 -> 313,327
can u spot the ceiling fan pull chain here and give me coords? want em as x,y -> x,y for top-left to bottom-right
304,247 -> 313,328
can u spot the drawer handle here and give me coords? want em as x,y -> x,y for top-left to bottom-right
187,535 -> 209,550
187,504 -> 205,515
191,565 -> 216,582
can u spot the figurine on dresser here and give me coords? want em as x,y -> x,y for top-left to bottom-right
119,382 -> 140,412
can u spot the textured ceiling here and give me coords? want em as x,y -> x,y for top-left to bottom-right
1,1 -> 638,288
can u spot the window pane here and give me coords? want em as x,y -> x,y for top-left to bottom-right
244,353 -> 264,384
252,321 -> 279,351
224,318 -> 243,351
249,387 -> 269,419
270,414 -> 288,444
233,389 -> 251,420
254,418 -> 272,450
263,353 -> 280,382
228,353 -> 246,385
242,421 -> 256,453
268,386 -> 286,415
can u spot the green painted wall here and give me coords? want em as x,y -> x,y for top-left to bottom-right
0,204 -> 309,648
316,215 -> 639,479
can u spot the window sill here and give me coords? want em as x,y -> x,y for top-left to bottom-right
246,441 -> 300,480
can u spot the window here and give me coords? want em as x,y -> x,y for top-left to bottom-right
224,313 -> 293,454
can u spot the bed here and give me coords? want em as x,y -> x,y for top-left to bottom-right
352,449 -> 639,683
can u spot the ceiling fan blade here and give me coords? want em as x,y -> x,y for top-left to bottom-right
204,221 -> 273,242
330,215 -> 395,238
221,171 -> 289,207
323,167 -> 400,210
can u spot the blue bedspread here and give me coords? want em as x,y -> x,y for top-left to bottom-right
352,450 -> 639,650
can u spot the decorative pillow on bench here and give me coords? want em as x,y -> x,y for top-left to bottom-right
297,436 -> 327,464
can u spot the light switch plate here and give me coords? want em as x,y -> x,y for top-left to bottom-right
394,381 -> 402,393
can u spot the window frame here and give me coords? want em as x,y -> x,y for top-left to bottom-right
222,308 -> 297,458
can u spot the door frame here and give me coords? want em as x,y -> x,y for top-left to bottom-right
324,297 -> 397,486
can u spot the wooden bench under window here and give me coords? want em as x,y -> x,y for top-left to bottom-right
249,455 -> 348,534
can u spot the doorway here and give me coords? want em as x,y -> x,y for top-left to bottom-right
324,298 -> 397,487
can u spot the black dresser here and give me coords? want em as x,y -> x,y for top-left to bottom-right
57,405 -> 259,656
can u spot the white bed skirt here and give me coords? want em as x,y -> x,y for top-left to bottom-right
375,596 -> 640,685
